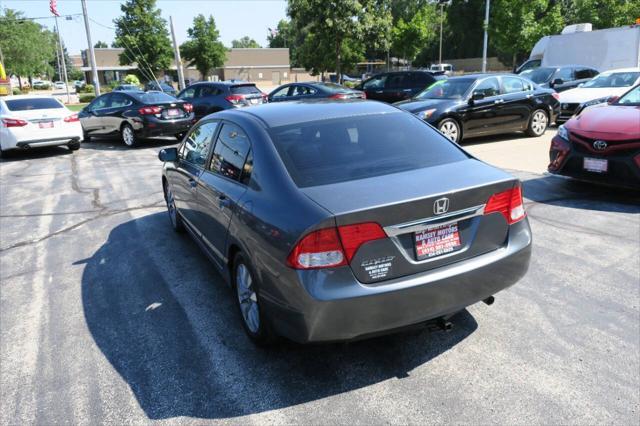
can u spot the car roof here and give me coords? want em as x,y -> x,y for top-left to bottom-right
227,99 -> 399,128
599,67 -> 640,75
1,94 -> 59,101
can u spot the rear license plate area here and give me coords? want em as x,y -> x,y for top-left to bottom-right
164,108 -> 182,118
249,98 -> 259,105
414,222 -> 462,260
38,121 -> 54,128
583,157 -> 608,173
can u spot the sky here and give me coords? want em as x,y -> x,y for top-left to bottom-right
0,0 -> 288,55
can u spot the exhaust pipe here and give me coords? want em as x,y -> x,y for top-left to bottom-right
438,318 -> 453,332
483,296 -> 495,306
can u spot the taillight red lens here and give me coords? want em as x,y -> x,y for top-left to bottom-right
329,93 -> 348,100
138,106 -> 162,115
225,94 -> 244,104
288,222 -> 387,269
484,185 -> 526,225
287,227 -> 346,269
552,92 -> 560,100
183,103 -> 193,113
2,118 -> 28,127
64,113 -> 79,122
361,92 -> 367,99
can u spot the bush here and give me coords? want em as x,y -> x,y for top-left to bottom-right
80,84 -> 94,93
12,88 -> 21,95
79,94 -> 96,103
123,74 -> 140,85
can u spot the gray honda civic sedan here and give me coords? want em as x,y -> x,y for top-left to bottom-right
159,100 -> 532,344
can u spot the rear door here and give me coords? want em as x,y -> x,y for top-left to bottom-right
171,121 -> 219,228
383,73 -> 409,103
499,76 -> 533,130
360,74 -> 388,101
195,121 -> 252,266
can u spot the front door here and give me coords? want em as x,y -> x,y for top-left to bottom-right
80,94 -> 111,135
195,121 -> 252,266
463,77 -> 504,136
360,74 -> 388,101
171,121 -> 219,228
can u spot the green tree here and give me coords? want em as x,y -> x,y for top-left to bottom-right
560,0 -> 640,28
113,0 -> 173,79
180,14 -> 226,80
0,9 -> 56,87
490,0 -> 564,67
232,36 -> 261,48
123,74 -> 141,85
94,40 -> 108,48
267,20 -> 292,48
288,0 -> 391,81
391,4 -> 438,65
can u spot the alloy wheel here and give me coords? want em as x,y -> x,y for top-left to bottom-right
531,110 -> 548,136
236,263 -> 260,334
122,126 -> 135,146
439,120 -> 459,143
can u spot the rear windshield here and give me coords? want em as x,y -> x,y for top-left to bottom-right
231,85 -> 260,95
5,98 -> 63,111
131,92 -> 177,103
316,82 -> 348,93
520,67 -> 555,84
270,112 -> 468,187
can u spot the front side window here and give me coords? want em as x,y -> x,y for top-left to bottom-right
271,86 -> 292,98
180,121 -> 219,167
88,94 -> 111,111
520,67 -> 555,84
362,74 -> 387,90
209,122 -> 252,182
555,68 -> 573,81
502,77 -> 525,94
179,87 -> 196,99
415,79 -> 473,100
617,85 -> 640,105
473,77 -> 500,97
199,86 -> 218,97
110,94 -> 133,108
386,74 -> 407,89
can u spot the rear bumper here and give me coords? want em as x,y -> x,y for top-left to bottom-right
7,136 -> 81,150
134,115 -> 195,137
265,219 -> 532,343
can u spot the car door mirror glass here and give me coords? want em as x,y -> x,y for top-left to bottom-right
471,92 -> 485,102
158,147 -> 178,162
607,95 -> 619,104
552,78 -> 564,86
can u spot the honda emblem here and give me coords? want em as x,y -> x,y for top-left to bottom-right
433,197 -> 450,215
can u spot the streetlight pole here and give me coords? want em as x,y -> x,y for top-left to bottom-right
54,15 -> 71,103
81,0 -> 100,96
438,2 -> 444,65
482,0 -> 491,73
169,16 -> 185,90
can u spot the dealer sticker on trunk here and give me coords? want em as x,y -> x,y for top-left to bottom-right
414,223 -> 462,260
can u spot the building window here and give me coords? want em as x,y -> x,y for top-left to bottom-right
258,73 -> 263,79
283,72 -> 288,78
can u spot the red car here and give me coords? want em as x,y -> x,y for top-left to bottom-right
548,84 -> 640,188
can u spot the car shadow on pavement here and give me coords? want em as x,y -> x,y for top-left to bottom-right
0,146 -> 73,162
521,173 -> 640,212
80,212 -> 478,420
80,137 -> 178,151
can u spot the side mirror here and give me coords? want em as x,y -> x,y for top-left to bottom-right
158,147 -> 178,162
607,95 -> 619,104
469,92 -> 485,104
578,83 -> 584,88
551,78 -> 564,87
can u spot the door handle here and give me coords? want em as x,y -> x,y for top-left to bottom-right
374,90 -> 383,93
188,178 -> 197,189
494,99 -> 504,104
403,89 -> 412,92
526,94 -> 533,99
218,195 -> 231,209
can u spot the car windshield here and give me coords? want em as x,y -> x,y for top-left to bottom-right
231,85 -> 261,95
414,79 -> 474,100
520,67 -> 555,84
4,98 -> 63,111
130,92 -> 176,103
269,112 -> 468,188
617,85 -> 640,105
582,72 -> 640,88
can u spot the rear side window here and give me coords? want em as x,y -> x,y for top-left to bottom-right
362,74 -> 387,90
270,112 -> 468,188
209,122 -> 252,182
502,77 -> 525,94
131,92 -> 176,103
386,73 -> 407,89
230,85 -> 260,95
410,73 -> 434,88
199,86 -> 219,97
5,98 -> 63,111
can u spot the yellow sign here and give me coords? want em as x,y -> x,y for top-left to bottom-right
0,62 -> 6,80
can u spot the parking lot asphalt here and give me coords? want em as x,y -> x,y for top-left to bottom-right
1,133 -> 639,425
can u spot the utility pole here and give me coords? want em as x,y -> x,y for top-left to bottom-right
81,0 -> 100,96
169,16 -> 185,90
54,15 -> 71,103
482,0 -> 491,73
438,0 -> 450,65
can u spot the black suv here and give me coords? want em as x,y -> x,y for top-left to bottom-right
355,71 -> 445,103
519,65 -> 599,92
177,82 -> 267,120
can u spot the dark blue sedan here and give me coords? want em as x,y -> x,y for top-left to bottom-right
268,82 -> 365,102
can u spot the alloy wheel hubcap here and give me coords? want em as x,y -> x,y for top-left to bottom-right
236,263 -> 260,333
440,121 -> 459,142
123,127 -> 134,146
532,111 -> 547,135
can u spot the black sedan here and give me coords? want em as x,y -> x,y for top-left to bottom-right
79,91 -> 195,147
158,100 -> 532,344
268,82 -> 365,102
519,65 -> 599,92
395,74 -> 560,144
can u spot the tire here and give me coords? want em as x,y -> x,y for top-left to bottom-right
232,252 -> 273,345
526,109 -> 549,137
82,130 -> 91,142
163,183 -> 184,232
438,118 -> 461,144
174,132 -> 185,141
68,141 -> 80,151
121,123 -> 138,147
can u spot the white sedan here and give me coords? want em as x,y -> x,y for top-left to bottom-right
53,81 -> 66,90
0,95 -> 83,157
557,67 -> 640,122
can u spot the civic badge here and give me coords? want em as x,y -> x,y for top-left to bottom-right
433,197 -> 450,215
593,140 -> 607,151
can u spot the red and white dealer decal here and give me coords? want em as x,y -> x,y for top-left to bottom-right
414,222 -> 462,260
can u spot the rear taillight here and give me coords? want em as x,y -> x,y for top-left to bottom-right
552,92 -> 560,100
261,93 -> 268,102
361,92 -> 366,99
329,93 -> 349,100
287,222 -> 387,270
138,106 -> 162,115
484,185 -> 526,225
2,118 -> 28,127
225,94 -> 245,105
64,113 -> 79,122
183,103 -> 193,113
